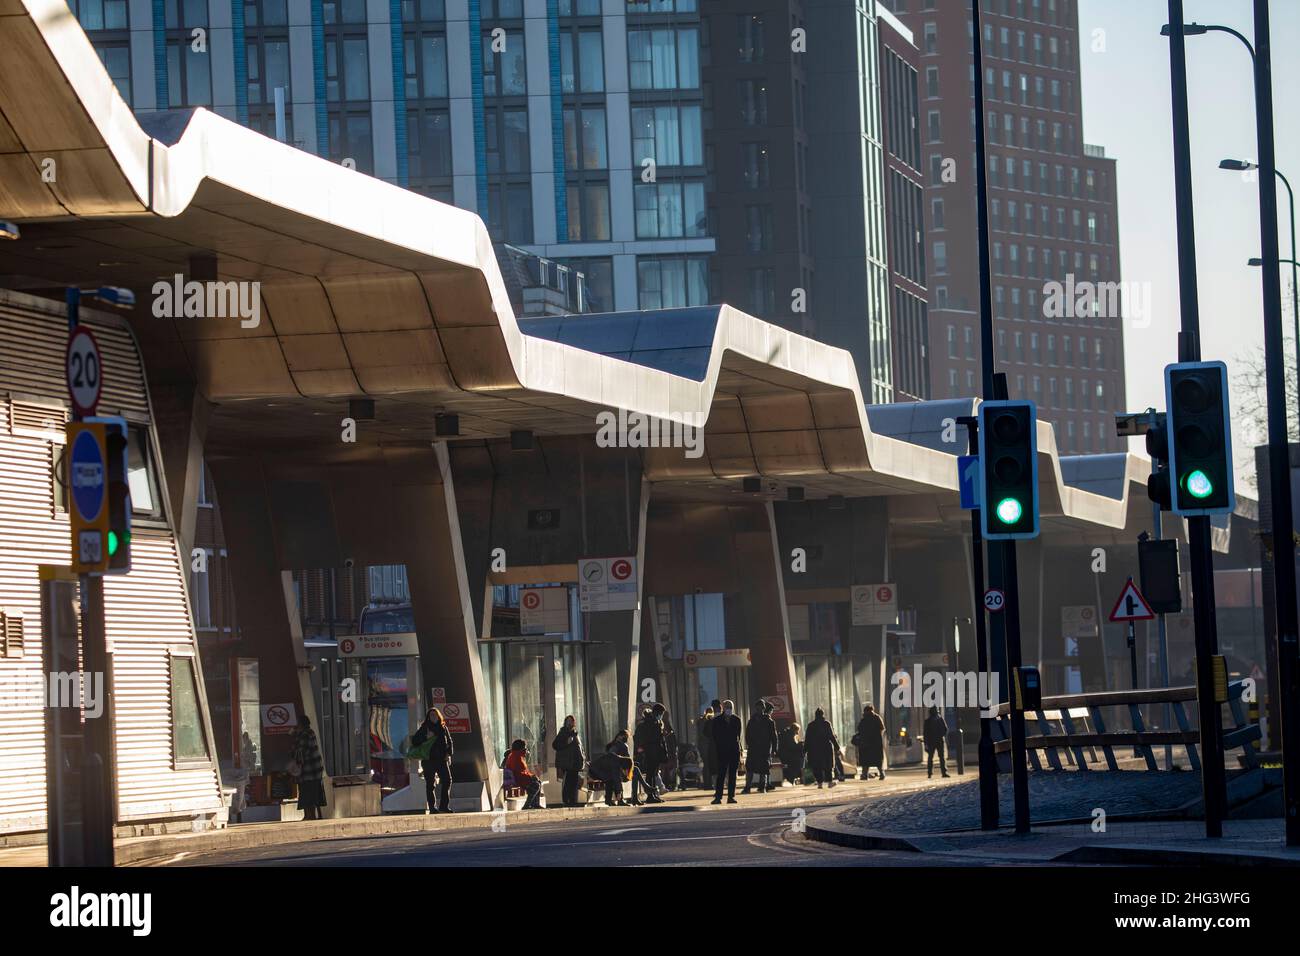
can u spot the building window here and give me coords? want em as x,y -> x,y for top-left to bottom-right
487,183 -> 533,243
565,107 -> 607,170
560,27 -> 604,94
741,143 -> 769,190
746,267 -> 775,316
483,30 -> 526,96
738,14 -> 765,63
170,652 -> 211,767
165,0 -> 212,107
737,79 -> 768,126
744,204 -> 773,253
634,182 -> 707,239
629,28 -> 700,90
638,256 -> 710,310
191,550 -> 214,629
631,105 -> 703,168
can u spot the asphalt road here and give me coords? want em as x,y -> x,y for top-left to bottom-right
156,804 -> 1065,868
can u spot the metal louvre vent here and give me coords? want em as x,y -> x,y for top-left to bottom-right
8,394 -> 68,442
0,610 -> 24,658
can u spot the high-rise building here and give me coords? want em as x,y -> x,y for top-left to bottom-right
67,0 -> 714,315
69,0 -> 930,401
702,0 -> 927,404
888,0 -> 1125,450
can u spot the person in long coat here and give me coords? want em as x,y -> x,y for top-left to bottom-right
552,714 -> 585,807
743,699 -> 779,793
697,707 -> 717,790
803,708 -> 840,788
411,706 -> 455,812
292,715 -> 327,820
710,700 -> 742,804
856,703 -> 887,779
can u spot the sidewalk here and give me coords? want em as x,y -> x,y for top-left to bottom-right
0,766 -> 960,867
804,778 -> 1300,866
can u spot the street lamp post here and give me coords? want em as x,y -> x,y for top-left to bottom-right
1226,160 -> 1299,423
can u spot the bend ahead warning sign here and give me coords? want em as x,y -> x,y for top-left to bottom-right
1109,577 -> 1155,623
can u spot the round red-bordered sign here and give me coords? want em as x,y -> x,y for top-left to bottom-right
522,591 -> 541,610
66,326 -> 104,417
611,559 -> 633,580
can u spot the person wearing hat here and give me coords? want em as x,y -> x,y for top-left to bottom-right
743,698 -> 779,794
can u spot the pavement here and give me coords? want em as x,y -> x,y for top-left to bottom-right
0,766 -> 963,867
804,773 -> 1300,866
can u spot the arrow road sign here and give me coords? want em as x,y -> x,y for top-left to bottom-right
1109,577 -> 1156,622
958,454 -> 980,510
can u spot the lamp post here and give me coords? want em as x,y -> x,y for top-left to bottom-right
1227,160 -> 1299,424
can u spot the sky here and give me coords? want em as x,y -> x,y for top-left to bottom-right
1076,0 -> 1300,485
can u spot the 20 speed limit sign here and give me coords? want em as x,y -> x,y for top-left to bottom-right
983,588 -> 1006,613
66,327 -> 103,417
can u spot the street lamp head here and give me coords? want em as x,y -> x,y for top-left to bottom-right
0,220 -> 19,241
90,286 -> 136,309
1161,22 -> 1210,37
1248,258 -> 1264,267
1219,159 -> 1257,171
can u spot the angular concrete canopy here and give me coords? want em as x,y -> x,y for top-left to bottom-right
0,0 -> 1252,545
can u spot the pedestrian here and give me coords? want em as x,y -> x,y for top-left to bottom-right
710,699 -> 742,804
590,736 -> 631,806
291,714 -> 327,820
743,698 -> 778,794
698,707 -> 717,789
804,708 -> 840,788
503,738 -> 544,809
552,714 -> 585,806
410,706 -> 455,813
923,705 -> 950,779
609,728 -> 653,805
778,722 -> 805,787
856,703 -> 887,780
632,704 -> 667,804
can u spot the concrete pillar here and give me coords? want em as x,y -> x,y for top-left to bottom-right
148,383 -> 211,561
386,443 -> 498,794
206,458 -> 317,767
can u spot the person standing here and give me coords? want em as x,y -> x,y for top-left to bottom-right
697,707 -> 717,790
856,703 -> 887,780
778,722 -> 805,787
804,708 -> 840,789
291,715 -> 327,820
411,707 -> 455,813
710,699 -> 742,804
552,714 -> 586,807
632,705 -> 667,804
743,699 -> 778,794
923,706 -> 950,779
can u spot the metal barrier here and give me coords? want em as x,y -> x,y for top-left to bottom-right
991,680 -> 1260,772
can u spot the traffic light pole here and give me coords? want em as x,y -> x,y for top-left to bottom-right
960,416 -> 999,830
65,287 -> 115,867
1248,0 -> 1300,848
973,0 -> 1029,833
1166,3 -> 1226,838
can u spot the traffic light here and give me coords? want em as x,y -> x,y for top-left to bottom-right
1145,412 -> 1172,509
978,400 -> 1039,539
99,417 -> 132,574
1164,361 -> 1234,516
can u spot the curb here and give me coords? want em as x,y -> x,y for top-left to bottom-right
802,807 -> 941,853
111,783 -> 873,866
1052,844 -> 1300,867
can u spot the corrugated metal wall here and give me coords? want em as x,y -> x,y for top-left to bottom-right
0,293 -> 223,833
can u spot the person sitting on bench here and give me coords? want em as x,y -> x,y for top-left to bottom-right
503,739 -> 544,809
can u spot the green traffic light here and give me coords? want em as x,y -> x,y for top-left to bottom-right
995,497 -> 1023,525
108,530 -> 119,556
1183,469 -> 1214,499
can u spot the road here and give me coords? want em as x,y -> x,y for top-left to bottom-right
155,803 -> 1071,868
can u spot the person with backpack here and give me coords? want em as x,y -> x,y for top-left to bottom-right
410,706 -> 455,813
552,714 -> 585,807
